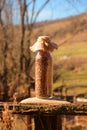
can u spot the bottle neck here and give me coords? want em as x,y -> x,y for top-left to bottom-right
36,50 -> 52,59
38,50 -> 50,54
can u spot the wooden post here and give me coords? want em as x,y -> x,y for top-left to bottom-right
34,115 -> 62,130
26,115 -> 31,130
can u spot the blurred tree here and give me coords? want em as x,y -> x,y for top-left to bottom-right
0,0 -> 50,101
18,0 -> 50,98
0,0 -> 9,101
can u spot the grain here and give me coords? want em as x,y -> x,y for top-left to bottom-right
35,51 -> 53,98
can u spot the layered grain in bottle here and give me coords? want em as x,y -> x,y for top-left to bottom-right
35,51 -> 53,98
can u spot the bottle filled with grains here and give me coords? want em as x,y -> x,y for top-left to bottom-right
30,36 -> 58,98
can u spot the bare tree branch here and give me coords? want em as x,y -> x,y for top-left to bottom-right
27,0 -> 33,7
0,0 -> 5,11
18,0 -> 26,71
33,0 -> 50,23
30,0 -> 36,24
0,0 -> 9,101
66,0 -> 80,14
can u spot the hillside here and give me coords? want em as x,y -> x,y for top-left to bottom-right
33,12 -> 87,96
34,12 -> 87,42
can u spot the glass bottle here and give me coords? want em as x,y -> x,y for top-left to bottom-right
35,50 -> 53,98
30,36 -> 58,99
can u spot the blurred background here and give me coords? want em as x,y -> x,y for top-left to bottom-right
0,0 -> 87,129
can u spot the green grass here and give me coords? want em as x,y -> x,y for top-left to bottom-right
53,41 -> 87,95
53,42 -> 87,60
